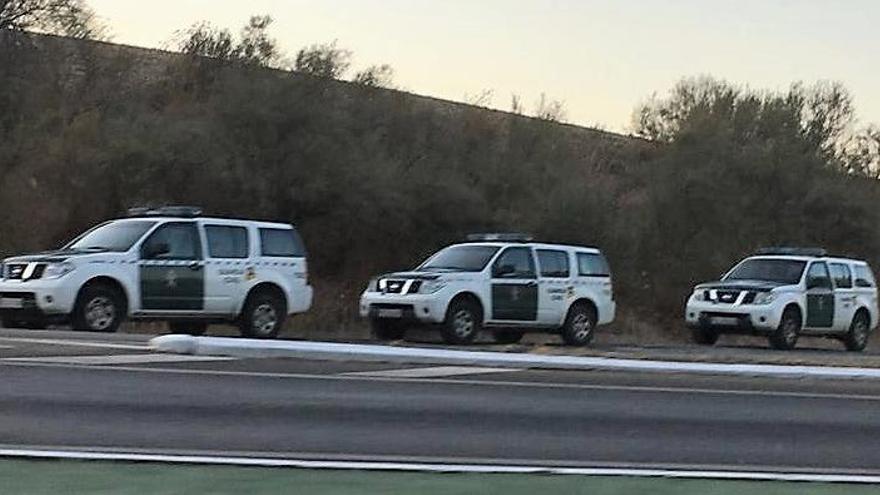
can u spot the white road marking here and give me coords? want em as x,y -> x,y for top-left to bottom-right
3,360 -> 880,402
1,447 -> 879,483
0,337 -> 150,351
1,354 -> 234,365
342,366 -> 519,378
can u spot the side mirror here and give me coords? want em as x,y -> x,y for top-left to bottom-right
144,242 -> 170,259
494,264 -> 516,278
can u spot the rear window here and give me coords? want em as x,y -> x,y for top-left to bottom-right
259,228 -> 306,257
829,263 -> 853,289
855,265 -> 877,288
205,225 -> 249,259
577,252 -> 610,277
537,249 -> 570,278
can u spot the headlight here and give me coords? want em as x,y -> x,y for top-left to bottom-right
752,292 -> 776,305
692,289 -> 706,302
42,262 -> 75,279
419,280 -> 447,294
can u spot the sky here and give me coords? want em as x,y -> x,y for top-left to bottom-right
88,0 -> 880,132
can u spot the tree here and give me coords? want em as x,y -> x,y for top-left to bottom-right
534,93 -> 567,122
0,0 -> 105,39
352,64 -> 394,88
176,15 -> 280,68
294,40 -> 351,79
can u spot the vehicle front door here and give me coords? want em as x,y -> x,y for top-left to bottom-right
139,222 -> 205,312
805,261 -> 834,329
830,262 -> 856,331
490,247 -> 538,322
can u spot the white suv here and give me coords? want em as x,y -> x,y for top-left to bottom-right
0,207 -> 313,338
359,234 -> 615,345
686,248 -> 879,351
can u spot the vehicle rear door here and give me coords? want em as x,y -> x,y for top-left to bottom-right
535,249 -> 571,324
830,262 -> 856,331
805,261 -> 834,329
489,247 -> 538,322
202,223 -> 251,315
139,222 -> 205,312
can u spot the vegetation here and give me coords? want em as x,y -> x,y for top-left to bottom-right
2,12 -> 880,337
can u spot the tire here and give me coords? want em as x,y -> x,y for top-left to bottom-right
370,318 -> 406,341
843,311 -> 871,352
72,283 -> 125,333
561,303 -> 597,346
169,322 -> 208,336
769,307 -> 801,350
692,326 -> 719,346
492,329 -> 525,344
441,298 -> 482,345
238,291 -> 286,339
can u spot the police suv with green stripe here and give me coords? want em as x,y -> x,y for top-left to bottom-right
686,248 -> 879,351
0,207 -> 312,338
360,234 -> 615,345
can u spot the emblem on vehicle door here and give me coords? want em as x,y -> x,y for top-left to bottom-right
165,269 -> 178,289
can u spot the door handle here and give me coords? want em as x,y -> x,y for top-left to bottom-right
526,281 -> 538,288
188,262 -> 203,271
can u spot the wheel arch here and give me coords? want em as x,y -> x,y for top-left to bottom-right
76,276 -> 130,315
240,282 -> 288,317
447,291 -> 484,321
566,297 -> 598,322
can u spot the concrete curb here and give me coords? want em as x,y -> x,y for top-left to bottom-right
150,335 -> 880,380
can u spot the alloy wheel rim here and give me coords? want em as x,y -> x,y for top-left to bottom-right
572,313 -> 593,341
783,318 -> 798,342
252,303 -> 278,335
85,296 -> 115,330
854,319 -> 869,345
453,310 -> 475,338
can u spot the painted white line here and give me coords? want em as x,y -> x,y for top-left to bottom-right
4,360 -> 880,402
0,337 -> 150,351
343,366 -> 519,378
151,335 -> 880,380
1,448 -> 879,483
1,354 -> 235,365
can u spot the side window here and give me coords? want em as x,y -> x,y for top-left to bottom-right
205,225 -> 249,259
537,250 -> 570,278
829,263 -> 853,289
806,262 -> 833,290
260,228 -> 306,257
492,247 -> 536,279
140,223 -> 200,260
577,252 -> 611,277
855,265 -> 877,288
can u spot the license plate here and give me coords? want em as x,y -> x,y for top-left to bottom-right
710,317 -> 739,326
377,309 -> 404,319
0,298 -> 24,309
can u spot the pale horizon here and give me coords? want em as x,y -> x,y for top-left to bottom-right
88,0 -> 880,132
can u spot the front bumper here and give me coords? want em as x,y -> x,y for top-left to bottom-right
0,278 -> 77,319
359,292 -> 447,324
685,301 -> 779,333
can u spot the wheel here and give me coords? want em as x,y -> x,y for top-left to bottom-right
561,303 -> 597,346
492,329 -> 525,344
238,291 -> 286,339
72,283 -> 125,333
769,307 -> 801,350
692,326 -> 719,345
169,322 -> 208,336
370,318 -> 406,341
441,298 -> 482,345
843,311 -> 871,352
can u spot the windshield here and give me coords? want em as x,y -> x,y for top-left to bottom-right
66,220 -> 157,252
724,258 -> 807,285
417,245 -> 501,272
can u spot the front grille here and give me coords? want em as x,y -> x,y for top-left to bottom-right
4,263 -> 45,281
715,290 -> 740,304
742,291 -> 757,304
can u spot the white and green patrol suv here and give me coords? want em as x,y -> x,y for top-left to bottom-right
359,234 -> 615,346
0,207 -> 312,338
686,248 -> 879,351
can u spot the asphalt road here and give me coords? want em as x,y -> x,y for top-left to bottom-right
1,329 -> 880,474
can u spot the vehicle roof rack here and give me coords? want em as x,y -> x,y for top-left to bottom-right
126,206 -> 203,218
465,233 -> 534,243
754,247 -> 827,257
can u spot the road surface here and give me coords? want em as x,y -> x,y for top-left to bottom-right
1,329 -> 879,475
